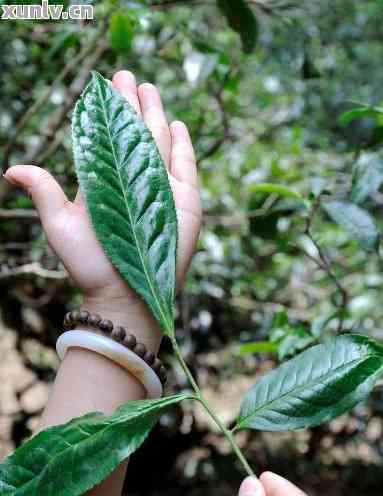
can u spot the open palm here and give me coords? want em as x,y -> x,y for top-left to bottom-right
5,71 -> 201,304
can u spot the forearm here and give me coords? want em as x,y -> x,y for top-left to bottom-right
39,298 -> 163,495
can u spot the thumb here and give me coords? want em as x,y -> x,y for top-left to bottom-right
4,165 -> 69,227
238,476 -> 265,496
260,472 -> 307,495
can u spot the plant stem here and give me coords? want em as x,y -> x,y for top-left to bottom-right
171,337 -> 255,477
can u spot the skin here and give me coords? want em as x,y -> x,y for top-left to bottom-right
4,70 -> 306,496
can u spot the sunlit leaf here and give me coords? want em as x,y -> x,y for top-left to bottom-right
323,200 -> 379,252
239,341 -> 279,355
351,152 -> 383,204
250,183 -> 303,200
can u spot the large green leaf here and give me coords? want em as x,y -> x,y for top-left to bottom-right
217,0 -> 258,53
72,71 -> 177,335
235,335 -> 383,432
0,394 -> 190,496
351,152 -> 383,204
323,200 -> 379,252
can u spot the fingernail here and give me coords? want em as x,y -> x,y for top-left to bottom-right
117,70 -> 136,84
239,476 -> 262,495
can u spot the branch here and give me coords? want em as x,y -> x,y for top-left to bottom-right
197,73 -> 232,162
0,209 -> 38,219
0,262 -> 67,280
0,33 -> 108,207
25,37 -> 108,164
2,24 -> 107,170
302,198 -> 349,332
150,0 -> 208,8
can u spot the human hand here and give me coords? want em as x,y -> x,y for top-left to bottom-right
238,472 -> 307,496
4,70 -> 201,350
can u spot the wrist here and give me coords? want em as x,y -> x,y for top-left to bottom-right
81,293 -> 163,354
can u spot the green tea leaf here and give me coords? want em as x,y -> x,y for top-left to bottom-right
217,0 -> 258,53
72,71 -> 177,335
339,106 -> 383,126
109,11 -> 135,54
351,152 -> 383,204
250,183 -> 303,200
323,200 -> 380,252
236,335 -> 383,432
0,394 -> 190,496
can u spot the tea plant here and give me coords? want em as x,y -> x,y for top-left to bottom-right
1,72 -> 383,496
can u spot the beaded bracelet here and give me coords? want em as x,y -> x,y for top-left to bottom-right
63,310 -> 167,385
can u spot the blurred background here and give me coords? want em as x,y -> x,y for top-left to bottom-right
1,0 -> 383,494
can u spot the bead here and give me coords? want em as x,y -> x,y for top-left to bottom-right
79,310 -> 90,324
87,313 -> 101,327
63,312 -> 73,329
134,342 -> 146,358
70,310 -> 81,323
152,358 -> 162,374
64,311 -> 72,323
112,326 -> 126,342
143,350 -> 155,366
99,319 -> 113,333
158,366 -> 167,384
123,334 -> 137,350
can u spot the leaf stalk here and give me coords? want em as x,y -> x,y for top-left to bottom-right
170,336 -> 255,477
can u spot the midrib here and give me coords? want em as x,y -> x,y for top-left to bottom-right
98,88 -> 172,333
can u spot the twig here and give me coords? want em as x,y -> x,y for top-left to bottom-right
303,198 -> 348,332
197,73 -> 232,162
2,25 -> 107,170
25,37 -> 108,163
0,262 -> 67,280
204,193 -> 279,226
150,0 -> 208,8
0,209 -> 38,219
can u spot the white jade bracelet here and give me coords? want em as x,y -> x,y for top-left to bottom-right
56,330 -> 163,399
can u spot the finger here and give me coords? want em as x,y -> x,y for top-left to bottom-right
238,476 -> 265,496
260,472 -> 307,496
112,70 -> 141,115
169,120 -> 198,189
4,165 -> 69,227
138,82 -> 171,168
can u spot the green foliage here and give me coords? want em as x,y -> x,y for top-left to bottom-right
72,71 -> 178,336
323,200 -> 380,252
239,340 -> 279,355
236,335 -> 383,432
217,0 -> 258,53
108,10 -> 135,55
339,105 -> 383,127
240,311 -> 316,360
249,183 -> 303,200
0,394 -> 190,496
